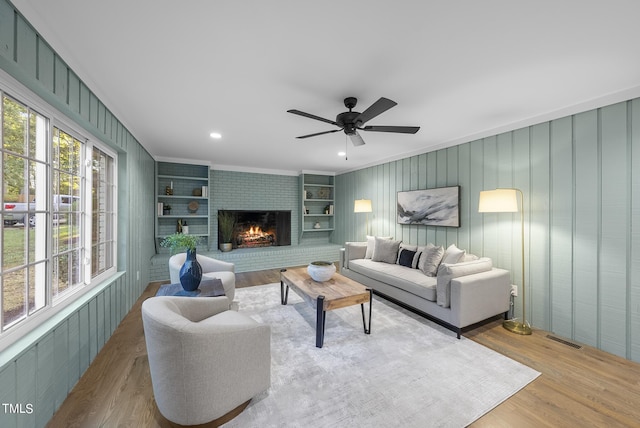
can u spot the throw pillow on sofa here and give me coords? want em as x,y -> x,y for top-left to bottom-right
418,244 -> 444,277
397,248 -> 417,267
396,243 -> 418,264
372,237 -> 401,264
436,258 -> 493,307
441,244 -> 466,264
365,235 -> 393,259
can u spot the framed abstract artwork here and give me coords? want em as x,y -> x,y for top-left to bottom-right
397,186 -> 460,227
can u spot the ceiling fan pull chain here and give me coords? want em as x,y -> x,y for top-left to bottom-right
345,134 -> 348,160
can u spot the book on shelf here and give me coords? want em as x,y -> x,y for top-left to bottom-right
201,186 -> 208,197
157,202 -> 163,216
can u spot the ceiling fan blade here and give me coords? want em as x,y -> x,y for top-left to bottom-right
296,129 -> 342,139
355,97 -> 397,125
349,131 -> 366,146
287,109 -> 338,126
362,125 -> 420,134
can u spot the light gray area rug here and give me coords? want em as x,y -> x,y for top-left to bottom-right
223,283 -> 540,428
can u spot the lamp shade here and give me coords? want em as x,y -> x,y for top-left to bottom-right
354,199 -> 372,213
478,189 -> 519,213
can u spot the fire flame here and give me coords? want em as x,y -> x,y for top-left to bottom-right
248,226 -> 262,235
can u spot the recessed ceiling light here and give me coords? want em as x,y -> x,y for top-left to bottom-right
209,132 -> 222,139
338,151 -> 346,156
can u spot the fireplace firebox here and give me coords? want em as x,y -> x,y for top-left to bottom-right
219,210 -> 291,249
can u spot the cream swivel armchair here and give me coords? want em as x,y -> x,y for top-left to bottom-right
169,253 -> 236,302
142,296 -> 271,426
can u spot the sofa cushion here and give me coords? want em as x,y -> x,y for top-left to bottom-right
349,259 -> 437,301
397,248 -> 416,268
442,244 -> 466,264
372,238 -> 401,264
436,258 -> 493,307
418,244 -> 444,277
365,235 -> 392,259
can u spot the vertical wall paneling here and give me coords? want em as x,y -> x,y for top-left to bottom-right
0,364 -> 17,427
528,123 -> 551,330
68,70 -> 80,114
35,332 -> 54,426
53,55 -> 67,104
599,102 -> 628,357
573,110 -> 599,345
67,312 -> 80,387
36,37 -> 54,92
386,162 -> 395,238
53,324 -> 69,410
15,348 -> 36,426
446,146 -> 459,246
15,15 -> 35,79
468,141 -> 484,256
550,117 -> 574,337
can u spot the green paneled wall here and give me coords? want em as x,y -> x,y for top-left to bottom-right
335,98 -> 640,362
0,2 -> 156,427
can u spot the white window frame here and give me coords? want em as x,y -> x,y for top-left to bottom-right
0,68 -> 118,352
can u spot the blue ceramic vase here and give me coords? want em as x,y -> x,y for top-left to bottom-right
179,249 -> 203,291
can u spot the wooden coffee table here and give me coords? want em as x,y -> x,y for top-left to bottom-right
280,267 -> 372,348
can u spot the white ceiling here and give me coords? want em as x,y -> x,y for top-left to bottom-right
12,0 -> 640,175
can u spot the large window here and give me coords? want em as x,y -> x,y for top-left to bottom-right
0,82 -> 117,345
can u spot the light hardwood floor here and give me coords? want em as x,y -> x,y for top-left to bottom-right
47,268 -> 640,427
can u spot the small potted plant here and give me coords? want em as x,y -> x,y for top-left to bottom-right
218,210 -> 236,252
160,233 -> 202,291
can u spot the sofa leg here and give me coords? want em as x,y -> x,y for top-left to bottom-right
457,329 -> 461,339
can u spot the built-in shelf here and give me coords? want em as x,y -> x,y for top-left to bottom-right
300,172 -> 335,240
155,161 -> 210,251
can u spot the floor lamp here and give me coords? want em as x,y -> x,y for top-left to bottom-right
478,188 -> 531,335
354,199 -> 372,238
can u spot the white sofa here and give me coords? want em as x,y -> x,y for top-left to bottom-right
341,238 -> 511,338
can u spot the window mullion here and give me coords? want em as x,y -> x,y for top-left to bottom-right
84,142 -> 92,285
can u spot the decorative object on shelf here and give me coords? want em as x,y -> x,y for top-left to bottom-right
160,233 -> 202,291
397,186 -> 460,227
218,210 -> 236,252
305,190 -> 313,200
479,188 -> 531,336
163,204 -> 171,216
304,206 -> 309,215
324,205 -> 331,214
176,219 -> 183,233
318,187 -> 330,199
307,261 -> 336,282
165,182 -> 173,195
192,188 -> 202,196
188,201 -> 199,213
182,220 -> 189,234
313,221 -> 321,229
354,199 -> 372,237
